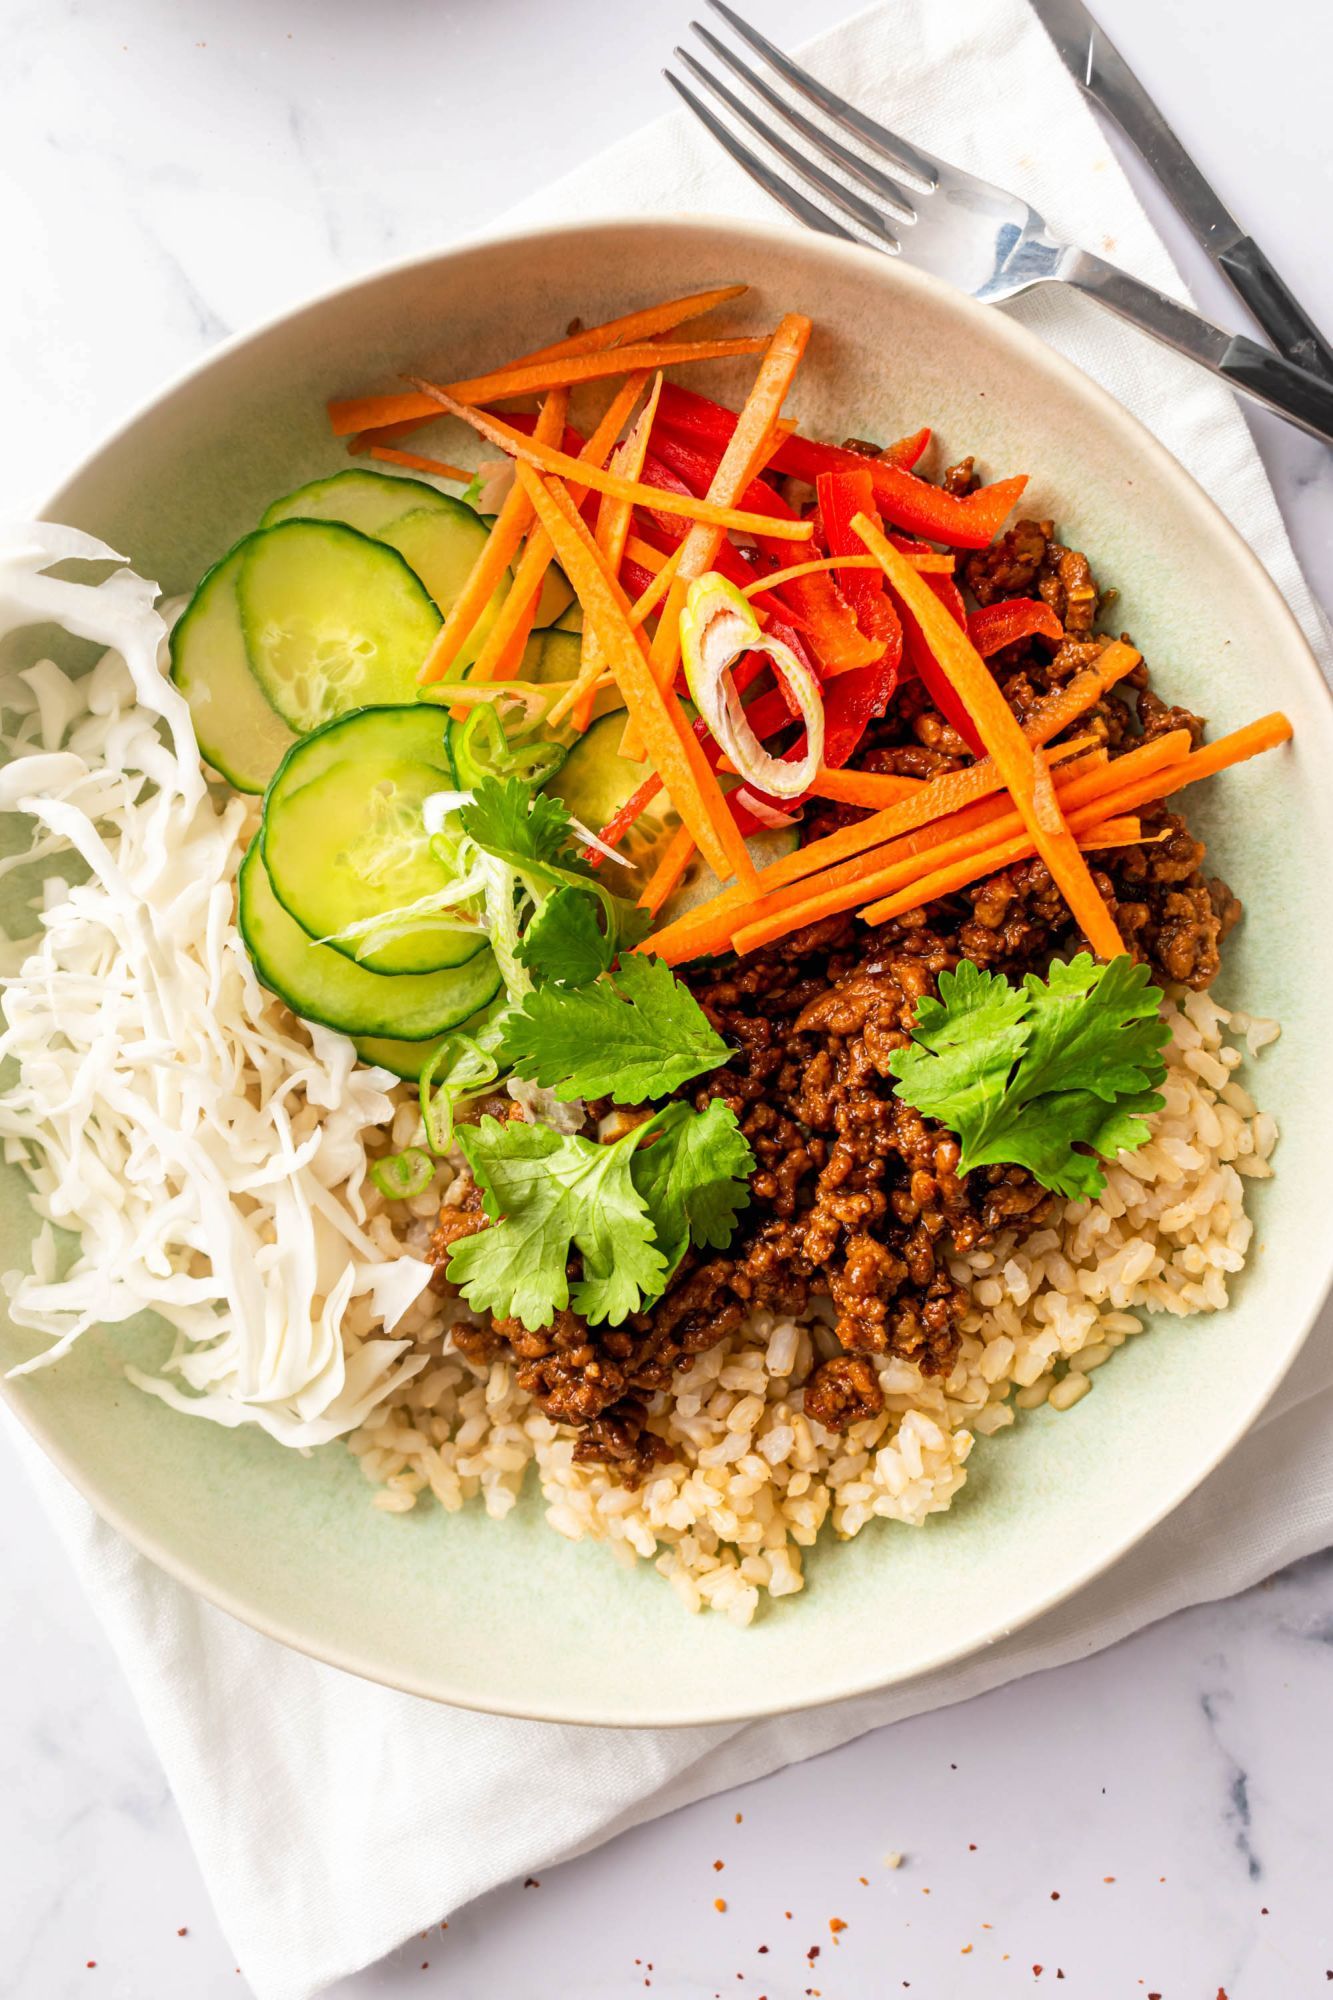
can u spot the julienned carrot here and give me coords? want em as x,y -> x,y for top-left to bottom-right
639,822 -> 698,915
578,375 -> 665,727
469,373 -> 650,685
416,388 -> 568,688
740,552 -> 953,599
621,312 -> 813,762
516,464 -> 759,894
546,544 -> 683,729
414,387 -> 814,544
328,336 -> 766,437
857,809 -> 1155,930
331,284 -> 748,440
367,445 -> 471,480
855,513 -> 1125,959
726,735 -> 1181,956
806,767 -> 923,808
640,646 -> 1143,963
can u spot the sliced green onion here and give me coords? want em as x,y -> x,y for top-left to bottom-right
679,571 -> 825,799
370,1147 -> 434,1200
419,1031 -> 502,1155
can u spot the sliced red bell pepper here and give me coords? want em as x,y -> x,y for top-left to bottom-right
884,535 -> 985,756
647,430 -> 879,673
881,426 -> 932,470
967,598 -> 1064,657
654,384 -> 1026,548
815,468 -> 903,677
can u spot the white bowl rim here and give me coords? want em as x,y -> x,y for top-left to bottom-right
8,208 -> 1333,1726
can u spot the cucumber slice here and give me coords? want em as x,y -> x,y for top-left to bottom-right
169,536 -> 298,794
352,998 -> 506,1082
262,705 -> 484,976
534,566 -> 574,627
519,629 -> 583,685
550,601 -> 584,634
259,468 -> 460,537
547,713 -> 799,907
238,520 -> 441,734
239,840 -> 500,1041
378,504 -> 506,665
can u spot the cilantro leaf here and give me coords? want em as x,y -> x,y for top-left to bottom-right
890,953 -> 1169,1200
517,886 -> 614,987
459,776 -> 578,874
631,1099 -> 754,1282
499,952 -> 731,1103
449,1116 -> 666,1327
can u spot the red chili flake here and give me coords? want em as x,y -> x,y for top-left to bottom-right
1051,1891 -> 1061,1901
714,1899 -> 727,1913
785,1912 -> 793,1920
735,1812 -> 743,1823
1103,1876 -> 1116,1884
1218,1990 -> 1229,1999
420,1965 -> 428,1973
829,1919 -> 847,1936
807,1945 -> 821,1962
523,1877 -> 540,1888
968,1843 -> 977,1851
1057,1975 -> 1065,1982
1261,1908 -> 1270,1916
961,1945 -> 973,1955
1034,1969 -> 1044,1979
440,1922 -> 448,1931
759,1944 -> 769,1953
176,1928 -> 188,1938
714,1859 -> 725,1871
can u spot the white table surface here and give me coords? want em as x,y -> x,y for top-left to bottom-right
3,2 -> 1332,1995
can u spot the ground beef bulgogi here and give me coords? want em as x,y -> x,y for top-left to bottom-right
429,517 -> 1241,1477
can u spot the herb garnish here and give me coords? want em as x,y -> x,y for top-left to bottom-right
499,952 -> 731,1103
449,1100 -> 754,1328
889,953 -> 1169,1199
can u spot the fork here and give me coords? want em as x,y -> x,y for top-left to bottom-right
666,1 -> 1333,448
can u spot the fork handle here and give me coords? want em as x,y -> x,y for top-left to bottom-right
1057,248 -> 1333,448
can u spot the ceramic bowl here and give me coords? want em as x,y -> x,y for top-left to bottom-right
4,216 -> 1331,1725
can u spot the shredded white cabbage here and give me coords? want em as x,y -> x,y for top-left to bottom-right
0,525 -> 433,1447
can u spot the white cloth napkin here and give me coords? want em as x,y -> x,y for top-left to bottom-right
12,3 -> 1333,1996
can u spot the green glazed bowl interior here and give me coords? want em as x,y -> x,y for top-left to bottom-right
4,216 -> 1331,1726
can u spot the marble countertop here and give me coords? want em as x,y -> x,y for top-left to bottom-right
2,1 -> 1331,1994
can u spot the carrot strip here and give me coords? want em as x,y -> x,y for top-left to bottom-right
367,445 -> 471,480
850,715 -> 1293,931
639,822 -> 698,915
578,374 -> 666,726
547,544 -> 684,729
329,337 -> 766,437
740,552 -> 953,597
414,388 -> 813,543
855,514 -> 1125,958
728,735 -> 1182,956
516,464 -> 759,894
468,374 -> 649,686
640,647 -> 1143,963
332,284 -> 748,440
416,388 -> 568,688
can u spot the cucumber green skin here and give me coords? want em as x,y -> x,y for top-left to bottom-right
519,628 -> 582,685
259,468 -> 460,536
238,840 -> 501,1041
260,705 -> 484,976
238,519 -> 443,735
168,534 -> 298,794
258,472 -> 505,674
352,998 -> 506,1082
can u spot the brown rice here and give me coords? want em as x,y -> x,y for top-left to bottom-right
346,987 -> 1277,1626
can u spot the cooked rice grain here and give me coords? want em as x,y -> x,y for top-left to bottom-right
348,989 -> 1276,1625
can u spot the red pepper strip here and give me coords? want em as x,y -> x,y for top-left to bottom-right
881,427 -> 932,470
816,469 -> 903,677
654,384 -> 1026,548
633,478 -> 802,633
967,598 -> 1064,657
648,431 -> 879,672
884,534 -> 985,756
